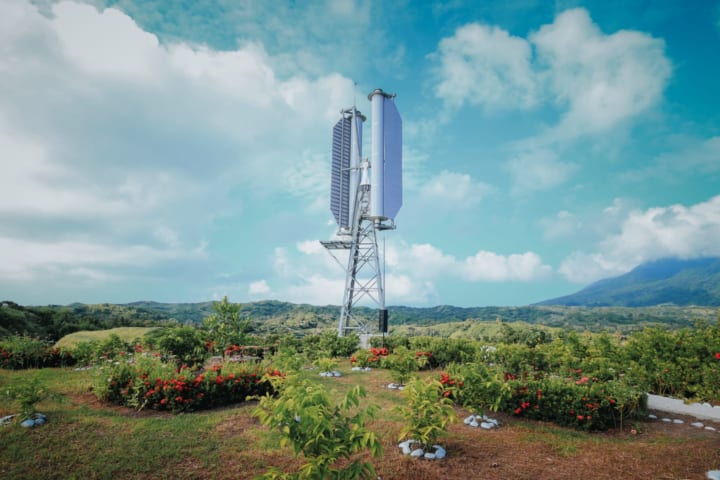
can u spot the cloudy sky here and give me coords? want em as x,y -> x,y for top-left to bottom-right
1,0 -> 719,307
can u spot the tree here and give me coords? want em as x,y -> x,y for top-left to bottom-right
202,296 -> 249,352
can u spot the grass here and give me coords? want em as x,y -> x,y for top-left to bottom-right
1,362 -> 719,479
54,327 -> 157,349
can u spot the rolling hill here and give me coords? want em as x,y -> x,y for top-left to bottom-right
538,257 -> 720,307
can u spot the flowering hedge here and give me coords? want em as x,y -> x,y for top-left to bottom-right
93,356 -> 280,412
0,336 -> 76,369
444,363 -> 646,431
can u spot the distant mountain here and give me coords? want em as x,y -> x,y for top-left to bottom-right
538,257 -> 720,307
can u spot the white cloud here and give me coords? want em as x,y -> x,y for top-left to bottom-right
52,1 -> 162,82
432,8 -> 671,138
419,170 -> 493,206
388,241 -> 552,283
266,238 -> 551,306
559,195 -> 720,283
0,0 -> 354,288
248,279 -> 271,296
433,23 -> 537,110
505,149 -> 577,193
0,235 -> 201,283
462,251 -> 552,281
531,8 -> 671,139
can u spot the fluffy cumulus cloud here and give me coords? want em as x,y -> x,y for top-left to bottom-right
531,9 -> 671,139
265,239 -> 551,306
433,23 -> 537,110
0,0 -> 353,296
431,7 -> 672,196
433,8 -> 671,137
248,279 -> 271,296
559,195 -> 720,283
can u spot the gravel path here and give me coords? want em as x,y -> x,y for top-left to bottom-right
647,394 -> 720,422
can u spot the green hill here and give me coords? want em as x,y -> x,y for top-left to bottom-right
538,257 -> 720,307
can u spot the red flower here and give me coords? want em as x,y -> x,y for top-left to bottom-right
715,352 -> 720,360
514,407 -> 522,415
577,415 -> 584,421
160,398 -> 167,405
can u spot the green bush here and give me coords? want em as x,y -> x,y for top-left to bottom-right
0,335 -> 75,369
253,379 -> 382,479
396,377 -> 456,450
144,327 -> 208,367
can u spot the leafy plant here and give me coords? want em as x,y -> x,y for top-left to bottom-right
384,346 -> 420,385
314,356 -> 338,373
202,296 -> 250,354
253,378 -> 382,479
395,378 -> 456,451
4,373 -> 63,420
145,327 -> 207,367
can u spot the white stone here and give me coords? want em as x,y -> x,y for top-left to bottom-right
388,383 -> 398,389
423,452 -> 436,460
433,445 -> 446,459
673,419 -> 684,424
691,422 -> 704,428
705,426 -> 717,432
33,417 -> 46,425
363,367 -> 372,371
401,444 -> 412,455
480,422 -> 495,429
648,414 -> 658,420
469,419 -> 479,428
464,415 -> 475,425
410,448 -> 424,457
20,419 -> 35,428
351,367 -> 361,371
661,418 -> 672,422
707,470 -> 720,480
332,371 -> 342,377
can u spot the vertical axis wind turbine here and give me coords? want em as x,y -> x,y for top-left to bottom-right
321,89 -> 402,337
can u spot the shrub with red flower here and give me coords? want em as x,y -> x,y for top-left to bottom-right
350,348 -> 389,368
93,356 -> 278,413
438,371 -> 464,400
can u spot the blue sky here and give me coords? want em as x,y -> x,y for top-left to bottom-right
1,0 -> 719,307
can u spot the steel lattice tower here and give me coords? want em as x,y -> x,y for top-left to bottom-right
321,90 -> 401,337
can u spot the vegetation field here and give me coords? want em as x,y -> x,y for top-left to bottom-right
0,364 -> 718,480
2,299 -> 718,479
54,327 -> 156,349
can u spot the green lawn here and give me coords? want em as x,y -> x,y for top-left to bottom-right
54,327 -> 157,349
1,364 -> 718,480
